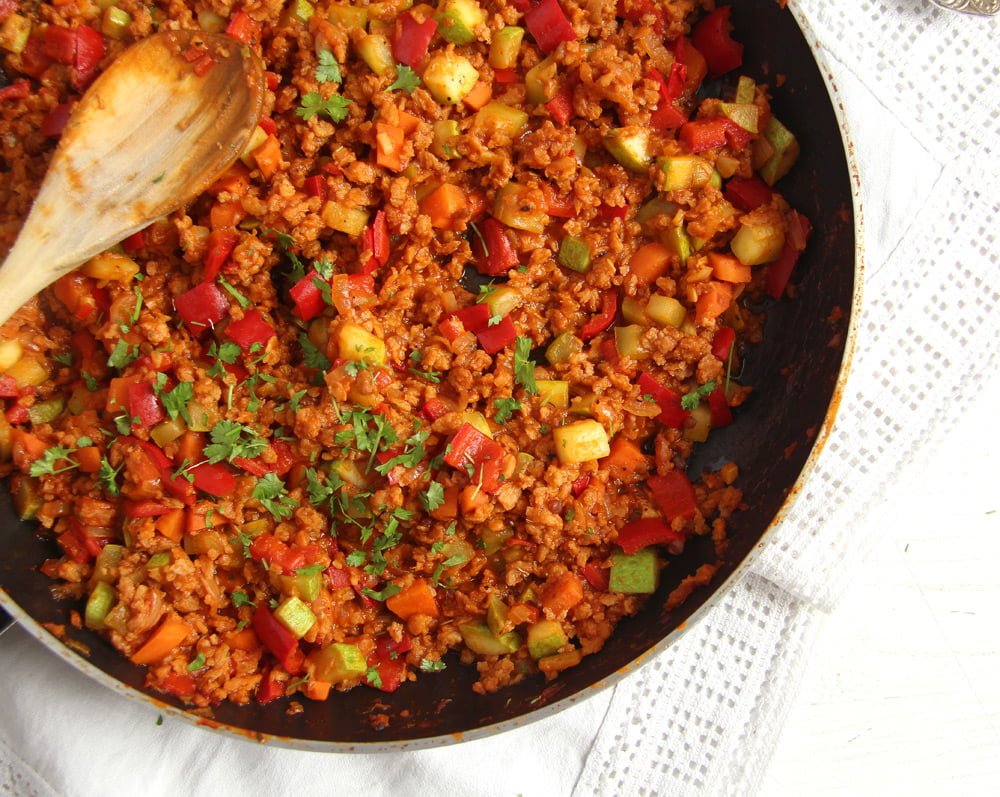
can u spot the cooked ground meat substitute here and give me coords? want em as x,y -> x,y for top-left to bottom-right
0,0 -> 809,706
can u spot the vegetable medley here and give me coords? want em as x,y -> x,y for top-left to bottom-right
0,0 -> 810,708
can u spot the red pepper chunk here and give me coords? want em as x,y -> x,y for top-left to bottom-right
174,282 -> 230,332
289,270 -> 326,321
127,381 -> 165,428
581,562 -> 610,591
225,11 -> 260,45
421,398 -> 448,422
40,102 -> 73,138
691,6 -> 743,78
493,67 -> 518,84
202,229 -> 238,282
571,475 -> 591,497
579,289 -> 618,341
366,634 -> 410,692
648,471 -> 698,522
226,309 -> 275,353
475,316 -> 516,354
360,210 -> 390,275
0,79 -> 30,103
650,103 -> 688,132
130,437 -> 195,504
472,218 -> 519,276
303,175 -> 328,202
256,668 -> 284,704
524,0 -> 577,54
0,375 -> 19,398
392,12 -> 437,68
707,386 -> 733,428
636,372 -> 689,429
725,177 -> 773,212
617,517 -> 686,555
160,672 -> 197,699
72,25 -> 105,90
443,423 -> 505,494
712,327 -> 736,361
251,605 -> 304,674
765,212 -> 812,300
188,462 -> 236,497
679,117 -> 750,153
42,25 -> 76,64
545,84 -> 574,126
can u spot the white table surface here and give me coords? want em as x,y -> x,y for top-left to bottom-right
761,372 -> 1000,793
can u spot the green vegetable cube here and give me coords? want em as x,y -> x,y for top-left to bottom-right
473,102 -> 529,138
101,6 -> 132,40
646,294 -> 686,328
603,127 -> 652,174
432,119 -> 461,159
0,14 -> 32,55
435,0 -> 487,45
525,57 -> 558,104
557,236 -> 591,273
552,420 -> 611,465
322,201 -> 370,235
459,622 -> 521,656
526,619 -> 568,659
337,322 -> 387,365
489,26 -> 524,69
311,642 -> 367,683
659,156 -> 715,191
85,582 -> 117,630
357,33 -> 394,77
327,3 -> 368,30
274,596 -> 317,638
423,52 -> 480,105
759,115 -> 800,186
545,331 -> 582,365
730,221 -> 785,265
536,379 -> 569,408
609,548 -> 659,594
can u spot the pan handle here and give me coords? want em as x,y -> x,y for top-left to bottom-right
0,607 -> 12,637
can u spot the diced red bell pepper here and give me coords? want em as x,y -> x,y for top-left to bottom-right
679,117 -> 750,154
616,517 -> 686,555
0,0 -> 17,23
265,71 -> 280,90
0,79 -> 30,103
5,405 -> 29,425
188,462 -> 236,497
616,0 -> 666,34
765,212 -> 812,300
596,203 -> 629,222
650,102 -> 688,132
329,273 -> 375,316
600,338 -> 620,368
571,474 -> 591,497
443,422 -> 505,494
422,397 -> 448,422
472,218 -> 519,276
453,303 -> 492,332
303,175 -> 328,202
524,0 -> 576,54
711,327 -> 736,361
18,34 -> 53,79
0,375 -> 20,398
691,6 -> 743,78
636,372 -> 689,428
707,386 -> 733,428
202,229 -> 238,282
174,282 -> 230,332
249,533 -> 287,566
127,381 -> 165,428
325,566 -> 352,589
542,184 -> 575,219
392,12 -> 437,68
647,63 -> 687,105
475,315 -> 516,354
42,25 -> 76,65
257,117 -> 277,136
671,35 -> 708,94
225,309 -> 275,353
648,471 -> 698,522
252,605 -> 303,674
161,673 -> 197,699
493,67 -> 518,84
123,500 -> 172,518
289,270 -> 326,322
39,102 -> 72,138
360,210 -> 389,275
366,634 -> 410,692
57,524 -> 91,564
545,84 -> 574,126
579,289 -> 618,341
72,25 -> 105,90
256,668 -> 284,704
122,230 -> 145,255
581,562 -> 609,591
437,315 -> 466,342
725,177 -> 773,212
245,440 -> 298,478
225,10 -> 260,45
130,437 -> 195,504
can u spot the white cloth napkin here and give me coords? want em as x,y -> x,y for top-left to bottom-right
2,2 -> 998,795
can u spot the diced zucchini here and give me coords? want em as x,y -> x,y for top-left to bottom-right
6,357 -> 48,387
147,552 -> 171,569
719,102 -> 759,134
621,297 -> 649,326
150,417 -> 187,448
609,548 -> 659,594
545,331 -> 582,365
92,544 -> 125,584
85,582 -> 117,630
337,322 -> 386,365
12,476 -> 41,520
659,155 -> 715,191
102,6 -> 132,39
357,33 -> 394,77
459,410 -> 493,438
329,459 -> 370,489
435,0 -> 486,45
536,379 -> 569,409
659,225 -> 691,262
273,596 -> 317,638
636,196 -> 679,225
239,125 -> 269,167
27,397 -> 65,425
486,595 -> 508,636
322,201 -> 369,235
287,0 -> 314,24
569,392 -> 595,416
646,294 -> 686,328
479,526 -> 513,555
603,127 -> 652,174
492,183 -> 548,233
431,119 -> 461,159
460,622 -> 521,655
311,642 -> 367,683
184,530 -> 226,556
83,251 -> 140,282
439,538 -> 474,567
524,57 -> 558,104
0,14 -> 31,54
734,75 -> 756,105
730,221 -> 785,265
552,419 -> 611,465
423,52 -> 480,105
0,339 -> 22,372
489,25 -> 524,69
482,285 -> 522,319
279,569 -> 322,602
557,236 -> 591,273
526,619 -> 567,659
473,102 -> 529,138
759,115 -> 800,186
328,3 -> 368,29
614,325 -> 649,359
684,403 -> 711,443
185,400 -> 215,432
715,154 -> 741,179
197,10 -> 227,32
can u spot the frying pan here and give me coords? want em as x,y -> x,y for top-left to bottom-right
0,1 -> 861,750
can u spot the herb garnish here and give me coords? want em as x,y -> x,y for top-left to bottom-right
513,336 -> 538,395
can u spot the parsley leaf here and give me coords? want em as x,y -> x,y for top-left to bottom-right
107,339 -> 138,370
361,583 -> 402,602
387,64 -> 420,93
252,473 -> 296,521
187,653 -> 206,672
407,367 -> 441,383
287,389 -> 308,412
315,49 -> 343,84
295,563 -> 324,577
231,590 -> 255,608
53,351 -> 73,366
419,481 -> 445,511
312,275 -> 334,307
203,420 -> 267,464
680,380 -> 717,411
513,336 -> 538,395
296,91 -> 352,123
365,665 -> 383,688
298,333 -> 331,371
431,555 -> 466,585
156,380 -> 193,425
419,659 -> 446,672
345,550 -> 366,567
207,341 -> 242,377
82,371 -> 99,392
29,446 -> 79,477
374,429 -> 429,475
218,276 -> 250,309
492,397 -> 521,424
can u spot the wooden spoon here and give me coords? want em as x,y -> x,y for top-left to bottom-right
0,29 -> 264,325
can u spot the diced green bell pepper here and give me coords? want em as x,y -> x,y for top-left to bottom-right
609,548 -> 659,593
603,127 -> 652,174
486,595 -> 508,636
27,397 -> 65,425
93,544 -> 125,584
435,0 -> 486,45
759,115 -> 800,186
557,236 -> 592,273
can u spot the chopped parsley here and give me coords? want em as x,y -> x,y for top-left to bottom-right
419,481 -> 445,512
374,429 -> 429,476
361,583 -> 402,602
419,659 -> 446,673
206,341 -> 241,377
388,64 -> 420,93
345,550 -> 367,567
315,49 -> 343,84
407,368 -> 441,383
431,555 -> 466,585
492,397 -> 521,424
298,333 -> 331,371
154,377 -> 193,425
476,284 -> 497,303
312,275 -> 334,307
53,351 -> 73,366
187,653 -> 206,671
295,563 -> 325,577
287,389 -> 308,412
131,285 -> 144,323
203,420 -> 267,464
513,336 -> 538,395
29,446 -> 79,477
218,276 -> 250,309
296,91 -> 352,123
231,591 -> 255,608
365,666 -> 383,688
680,380 -> 717,411
252,473 -> 296,521
82,371 -> 99,392
107,339 -> 138,370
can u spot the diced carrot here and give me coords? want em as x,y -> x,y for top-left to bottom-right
130,618 -> 190,665
708,251 -> 751,283
209,162 -> 251,197
507,602 -> 541,626
541,183 -> 575,218
462,80 -> 493,110
629,242 -> 673,285
53,273 -> 99,321
540,573 -> 584,614
375,122 -> 406,172
75,445 -> 102,473
209,200 -> 246,230
695,281 -> 733,325
430,485 -> 459,520
155,509 -> 185,543
459,483 -> 487,515
253,134 -> 282,180
538,648 -> 583,675
176,431 -> 205,466
397,110 -> 420,135
226,628 -> 259,651
600,437 -> 648,482
10,429 -> 48,470
186,504 -> 213,534
303,679 -> 332,701
106,376 -> 138,415
419,184 -> 469,230
386,578 -> 438,619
